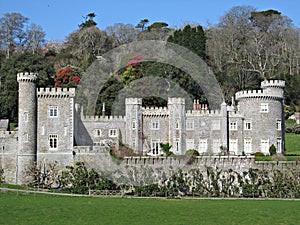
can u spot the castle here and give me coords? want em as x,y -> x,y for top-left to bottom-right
0,72 -> 285,184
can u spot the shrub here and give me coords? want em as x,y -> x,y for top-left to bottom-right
253,152 -> 265,156
269,144 -> 276,155
185,149 -> 200,156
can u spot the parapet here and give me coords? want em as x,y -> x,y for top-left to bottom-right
235,89 -> 283,101
17,72 -> 38,83
168,97 -> 185,105
81,115 -> 125,122
142,107 -> 169,116
186,109 -> 221,116
261,80 -> 285,89
125,98 -> 142,105
37,87 -> 76,98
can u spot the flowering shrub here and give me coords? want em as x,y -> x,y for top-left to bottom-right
55,66 -> 81,88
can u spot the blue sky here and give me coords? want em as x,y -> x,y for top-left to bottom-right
0,0 -> 299,41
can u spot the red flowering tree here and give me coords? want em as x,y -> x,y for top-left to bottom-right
55,66 -> 81,88
121,53 -> 144,85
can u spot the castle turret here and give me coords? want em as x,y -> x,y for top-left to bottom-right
125,98 -> 143,153
168,97 -> 186,155
235,80 -> 285,155
17,72 -> 38,184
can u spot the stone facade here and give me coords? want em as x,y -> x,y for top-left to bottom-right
0,72 -> 286,184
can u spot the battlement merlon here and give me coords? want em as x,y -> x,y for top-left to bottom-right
125,98 -> 142,105
17,72 -> 38,83
261,80 -> 285,89
235,88 -> 284,101
168,97 -> 185,105
37,87 -> 76,98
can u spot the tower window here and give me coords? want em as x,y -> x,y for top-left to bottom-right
94,129 -> 101,137
244,121 -> 252,130
229,121 -> 237,130
49,106 -> 58,117
276,120 -> 281,130
24,112 -> 29,122
109,129 -> 117,137
260,103 -> 269,113
49,134 -> 58,150
151,121 -> 160,130
186,120 -> 194,130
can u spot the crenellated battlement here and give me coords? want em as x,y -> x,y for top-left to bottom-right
236,80 -> 285,101
142,107 -> 169,116
186,109 -> 221,116
17,72 -> 37,83
261,80 -> 285,89
81,115 -> 125,122
235,89 -> 283,100
168,97 -> 185,105
37,87 -> 76,98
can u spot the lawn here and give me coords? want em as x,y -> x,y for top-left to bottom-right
285,133 -> 300,155
0,191 -> 299,225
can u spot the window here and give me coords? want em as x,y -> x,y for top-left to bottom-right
94,129 -> 101,137
109,129 -> 117,137
49,134 -> 58,149
64,126 -> 68,136
260,103 -> 269,113
24,112 -> 28,122
199,139 -> 208,153
212,120 -> 220,130
276,120 -> 281,130
229,139 -> 238,154
186,120 -> 194,130
277,138 -> 282,153
212,139 -> 220,153
244,121 -> 252,130
229,121 -> 237,130
244,139 -> 252,153
151,121 -> 160,130
132,139 -> 136,148
175,120 -> 180,130
186,139 -> 195,150
132,120 -> 136,129
261,139 -> 269,153
24,133 -> 29,142
151,140 -> 160,155
49,106 -> 58,117
41,125 -> 45,135
175,139 -> 180,153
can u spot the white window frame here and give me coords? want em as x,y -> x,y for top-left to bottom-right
109,129 -> 117,137
244,121 -> 252,130
151,139 -> 160,155
151,121 -> 160,130
94,129 -> 102,137
229,139 -> 238,154
244,138 -> 252,153
49,134 -> 58,150
261,139 -> 269,153
175,120 -> 180,130
186,139 -> 195,150
199,139 -> 208,153
212,119 -> 220,130
132,120 -> 136,130
229,121 -> 237,130
49,105 -> 58,117
24,111 -> 29,122
277,138 -> 282,153
276,120 -> 281,131
212,139 -> 220,153
24,133 -> 29,142
260,103 -> 269,113
186,120 -> 194,130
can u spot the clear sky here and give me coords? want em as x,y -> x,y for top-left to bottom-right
0,0 -> 299,41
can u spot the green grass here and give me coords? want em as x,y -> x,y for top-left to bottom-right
0,191 -> 300,225
285,133 -> 300,155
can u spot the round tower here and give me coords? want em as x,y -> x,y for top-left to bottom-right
17,72 -> 38,185
235,80 -> 285,155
